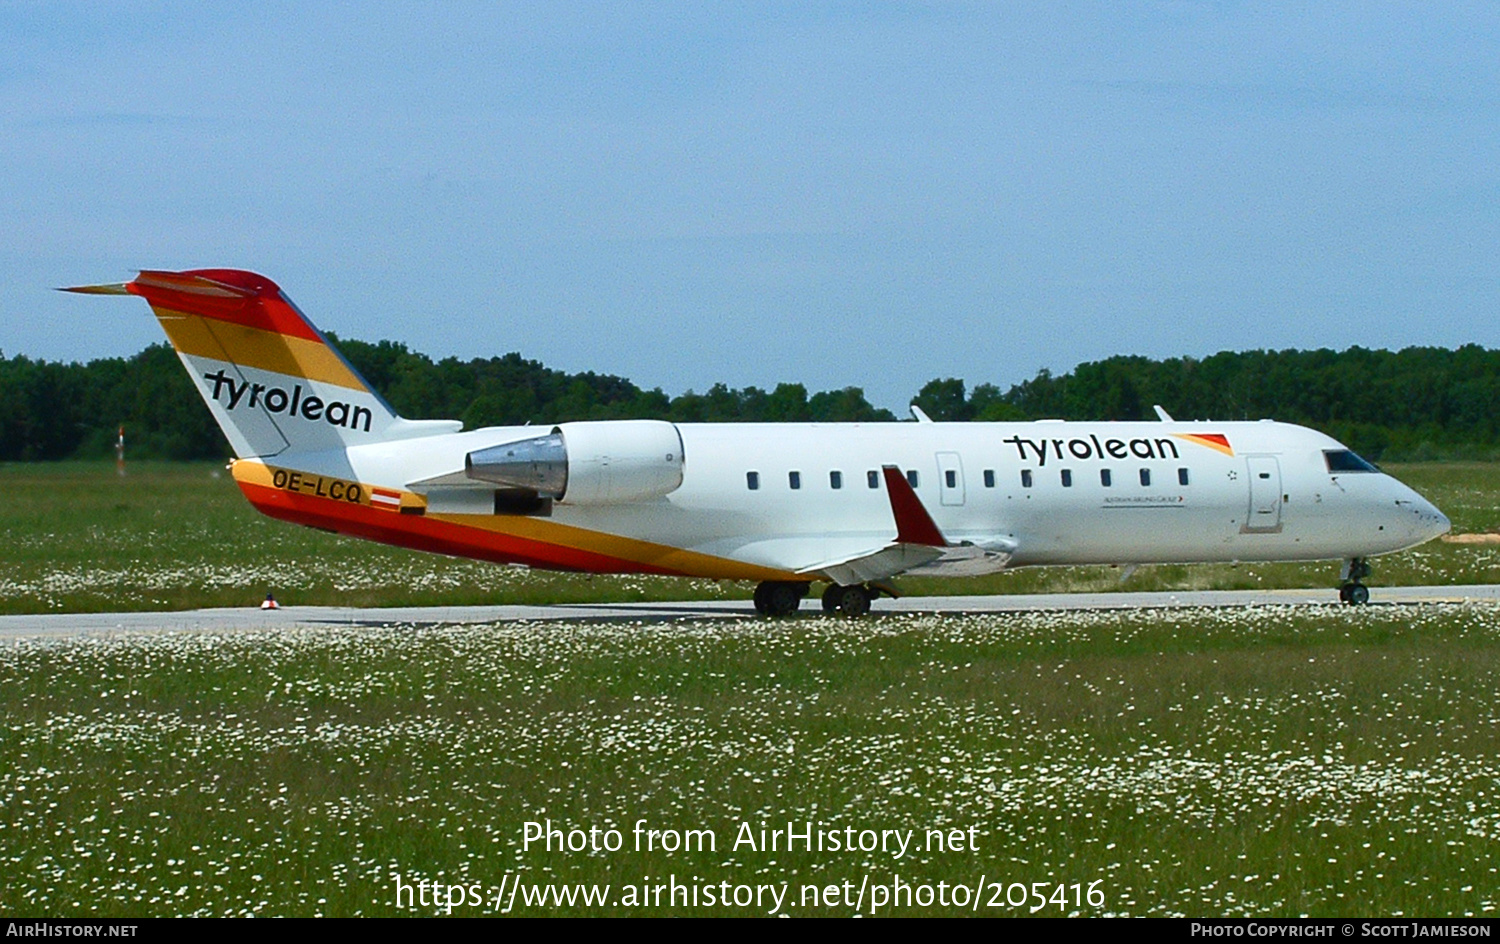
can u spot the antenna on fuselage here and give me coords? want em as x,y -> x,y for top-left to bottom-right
1153,405 -> 1174,422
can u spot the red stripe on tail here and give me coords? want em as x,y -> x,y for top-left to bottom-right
128,269 -> 323,343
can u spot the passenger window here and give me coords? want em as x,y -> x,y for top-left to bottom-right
983,469 -> 995,488
789,471 -> 802,490
867,470 -> 880,489
1021,469 -> 1033,488
906,470 -> 919,488
945,469 -> 957,488
1178,468 -> 1190,486
747,471 -> 760,491
1061,469 -> 1073,487
830,470 -> 843,489
1100,469 -> 1112,487
1139,468 -> 1151,486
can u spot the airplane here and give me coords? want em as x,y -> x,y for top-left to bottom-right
64,269 -> 1451,615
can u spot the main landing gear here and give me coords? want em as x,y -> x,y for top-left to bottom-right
1338,557 -> 1372,606
753,581 -> 809,617
821,583 -> 874,617
753,580 -> 882,617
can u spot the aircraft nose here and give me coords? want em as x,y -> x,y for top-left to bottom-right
1411,497 -> 1451,543
1425,504 -> 1452,541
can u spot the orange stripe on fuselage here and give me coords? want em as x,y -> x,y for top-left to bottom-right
230,461 -> 795,581
239,478 -> 681,574
426,511 -> 794,580
151,306 -> 368,390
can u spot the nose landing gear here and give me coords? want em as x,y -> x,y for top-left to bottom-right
1338,557 -> 1372,606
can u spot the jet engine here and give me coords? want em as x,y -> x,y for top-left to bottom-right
465,420 -> 685,505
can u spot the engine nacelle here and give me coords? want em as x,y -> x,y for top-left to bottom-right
465,420 -> 685,505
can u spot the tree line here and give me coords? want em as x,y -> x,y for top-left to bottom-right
2,338 -> 1497,462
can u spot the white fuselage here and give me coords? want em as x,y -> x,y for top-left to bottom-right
280,418 -> 1449,578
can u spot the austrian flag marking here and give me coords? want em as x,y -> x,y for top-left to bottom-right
1172,433 -> 1235,456
370,488 -> 403,511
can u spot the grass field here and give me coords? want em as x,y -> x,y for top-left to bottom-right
1,605 -> 1497,916
0,461 -> 1496,614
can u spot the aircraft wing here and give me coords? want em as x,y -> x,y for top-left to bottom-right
798,543 -> 946,585
797,536 -> 1017,583
796,465 -> 1016,584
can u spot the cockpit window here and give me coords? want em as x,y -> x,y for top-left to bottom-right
1324,449 -> 1379,473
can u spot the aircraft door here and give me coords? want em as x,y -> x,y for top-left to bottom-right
936,452 -> 965,506
1244,456 -> 1282,532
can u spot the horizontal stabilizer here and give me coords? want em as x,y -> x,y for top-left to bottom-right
133,270 -> 257,298
59,283 -> 130,295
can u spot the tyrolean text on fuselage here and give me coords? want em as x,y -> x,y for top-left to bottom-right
1004,434 -> 1180,466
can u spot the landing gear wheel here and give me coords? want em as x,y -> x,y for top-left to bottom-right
1338,557 -> 1373,606
835,584 -> 872,617
753,582 -> 774,615
820,584 -> 840,612
754,580 -> 807,617
1339,582 -> 1370,606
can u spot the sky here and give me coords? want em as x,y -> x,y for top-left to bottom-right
4,1 -> 1498,411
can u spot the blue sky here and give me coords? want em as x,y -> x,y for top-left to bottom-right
6,2 -> 1498,411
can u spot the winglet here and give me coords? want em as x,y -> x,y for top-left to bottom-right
881,465 -> 947,547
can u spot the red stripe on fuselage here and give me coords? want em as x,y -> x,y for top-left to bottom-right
236,480 -> 688,576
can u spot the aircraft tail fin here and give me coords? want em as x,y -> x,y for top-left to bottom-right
63,269 -> 459,459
